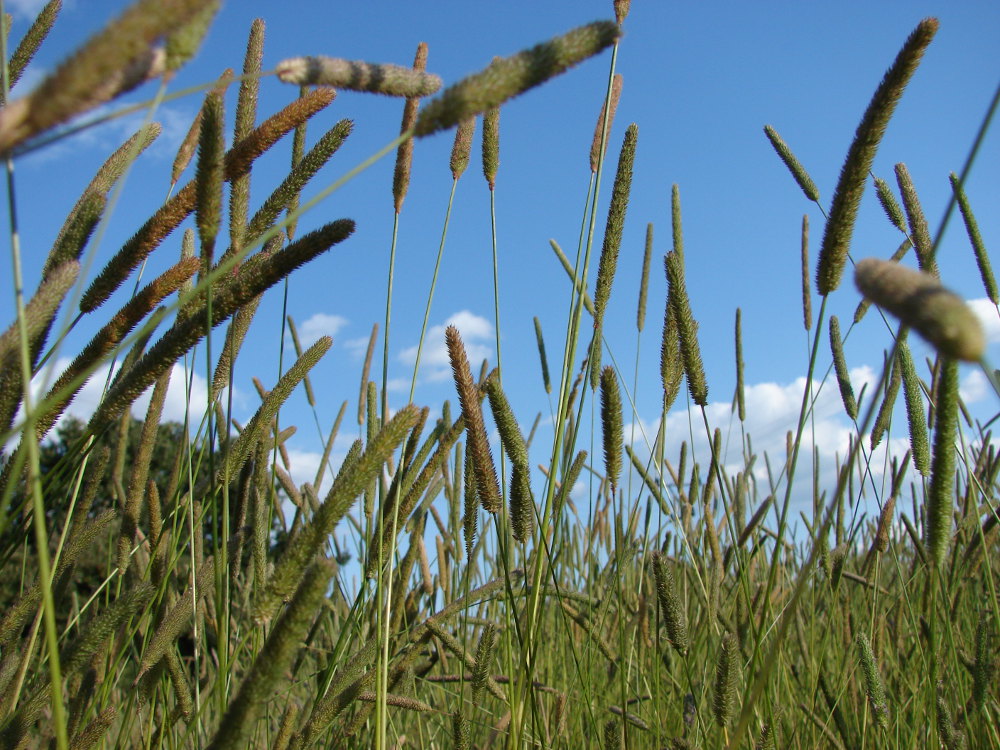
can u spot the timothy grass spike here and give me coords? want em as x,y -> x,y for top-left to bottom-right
80,87 -> 336,313
972,609 -> 994,712
893,163 -> 937,277
393,42 -> 428,211
5,0 -> 60,93
0,0 -> 209,153
195,91 -> 225,265
276,56 -> 442,97
735,308 -> 746,422
856,632 -> 889,729
450,116 -> 475,179
651,551 -> 688,654
763,125 -> 820,201
591,123 -> 638,387
801,214 -> 812,330
870,353 -> 901,450
600,366 -> 623,494
815,18 -> 938,295
533,316 -> 552,393
638,222 -> 652,332
447,325 -> 501,514
713,632 -> 740,728
551,238 -> 595,315
482,104 -> 499,189
950,172 -> 998,305
665,252 -> 708,405
874,176 -> 907,233
589,73 -> 622,172
896,340 -> 930,476
614,0 -> 631,25
472,623 -> 498,707
855,258 -> 985,361
414,20 -> 620,137
207,558 -> 335,750
925,357 -> 958,567
164,0 -> 219,72
829,316 -> 857,420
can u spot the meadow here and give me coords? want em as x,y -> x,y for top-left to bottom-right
0,1 -> 997,748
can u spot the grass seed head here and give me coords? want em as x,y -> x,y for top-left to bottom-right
816,18 -> 938,295
276,56 -> 442,97
414,20 -> 620,137
855,258 -> 985,361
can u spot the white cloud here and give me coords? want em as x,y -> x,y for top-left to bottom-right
970,298 -> 1000,344
960,368 -> 990,405
6,0 -> 47,18
621,365 -> 912,537
20,101 -> 196,168
398,310 -> 493,383
22,357 -> 227,442
293,313 -> 348,348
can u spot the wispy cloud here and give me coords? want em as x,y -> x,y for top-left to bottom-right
398,310 -> 493,383
6,0 -> 49,19
26,357 -> 234,441
290,312 -> 349,348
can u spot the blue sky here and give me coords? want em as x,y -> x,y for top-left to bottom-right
3,1 -> 999,532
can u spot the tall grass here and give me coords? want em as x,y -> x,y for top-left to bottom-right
0,3 -> 997,749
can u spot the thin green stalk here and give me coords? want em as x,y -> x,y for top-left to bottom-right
409,179 -> 460,402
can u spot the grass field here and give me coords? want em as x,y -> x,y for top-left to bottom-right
0,2 -> 997,748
